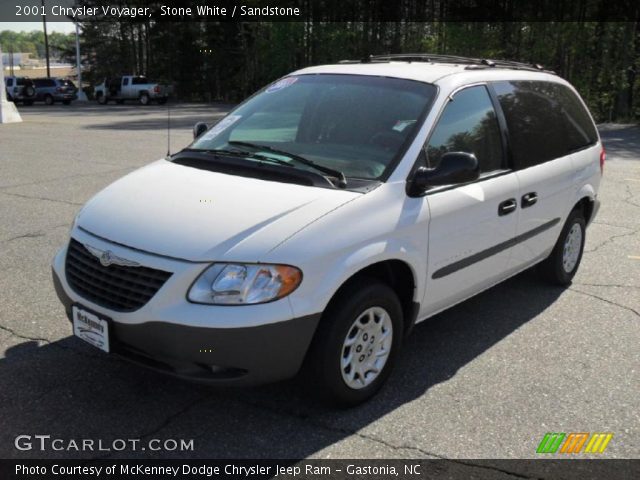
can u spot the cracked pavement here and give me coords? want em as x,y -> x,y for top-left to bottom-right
0,105 -> 638,465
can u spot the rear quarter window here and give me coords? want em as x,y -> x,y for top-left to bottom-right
492,80 -> 597,169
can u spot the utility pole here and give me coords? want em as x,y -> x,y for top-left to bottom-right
75,22 -> 88,101
41,0 -> 51,77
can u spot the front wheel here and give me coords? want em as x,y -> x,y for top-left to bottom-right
538,209 -> 586,285
305,279 -> 403,406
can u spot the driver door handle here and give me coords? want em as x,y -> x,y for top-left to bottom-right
498,198 -> 517,216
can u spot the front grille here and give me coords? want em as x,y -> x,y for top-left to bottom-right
65,238 -> 172,312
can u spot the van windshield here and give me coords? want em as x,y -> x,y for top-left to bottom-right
188,74 -> 436,180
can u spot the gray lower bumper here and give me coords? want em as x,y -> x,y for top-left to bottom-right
53,268 -> 321,386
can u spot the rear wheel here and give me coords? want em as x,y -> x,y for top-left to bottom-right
305,279 -> 403,406
97,93 -> 107,105
139,93 -> 150,105
44,94 -> 54,105
538,209 -> 586,285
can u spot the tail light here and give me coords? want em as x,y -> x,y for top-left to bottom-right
600,147 -> 606,175
154,85 -> 160,93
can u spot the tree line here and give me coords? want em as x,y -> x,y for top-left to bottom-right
2,21 -> 639,122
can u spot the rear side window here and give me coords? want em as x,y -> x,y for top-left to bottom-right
34,78 -> 55,87
426,85 -> 504,173
132,77 -> 148,85
492,81 -> 597,169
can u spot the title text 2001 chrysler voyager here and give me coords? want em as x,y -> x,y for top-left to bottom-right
53,54 -> 603,405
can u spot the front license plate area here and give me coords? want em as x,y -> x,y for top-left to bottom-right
72,305 -> 110,353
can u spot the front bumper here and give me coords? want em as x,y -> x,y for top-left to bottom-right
52,233 -> 321,386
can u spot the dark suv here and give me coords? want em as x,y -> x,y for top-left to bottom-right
5,76 -> 36,105
32,78 -> 78,105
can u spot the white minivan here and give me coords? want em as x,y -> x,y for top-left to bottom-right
52,55 -> 603,405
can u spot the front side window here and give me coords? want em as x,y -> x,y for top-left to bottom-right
426,85 -> 504,173
189,74 -> 436,180
6,79 -> 13,87
123,78 -> 129,86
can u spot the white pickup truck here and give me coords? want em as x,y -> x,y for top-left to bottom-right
94,75 -> 169,105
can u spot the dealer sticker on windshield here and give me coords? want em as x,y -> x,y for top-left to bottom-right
72,306 -> 110,353
266,76 -> 298,93
201,114 -> 242,140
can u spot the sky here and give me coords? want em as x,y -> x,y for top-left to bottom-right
0,22 -> 76,33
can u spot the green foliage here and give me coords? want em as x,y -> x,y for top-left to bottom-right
0,30 -> 75,61
3,19 -> 639,122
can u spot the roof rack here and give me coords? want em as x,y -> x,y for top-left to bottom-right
339,53 -> 553,74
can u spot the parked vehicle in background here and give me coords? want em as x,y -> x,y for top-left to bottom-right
94,76 -> 170,105
5,76 -> 36,105
32,78 -> 78,105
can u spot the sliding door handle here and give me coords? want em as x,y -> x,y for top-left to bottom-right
498,198 -> 517,216
521,192 -> 538,208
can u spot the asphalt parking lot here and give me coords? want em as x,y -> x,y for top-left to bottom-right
0,103 -> 638,465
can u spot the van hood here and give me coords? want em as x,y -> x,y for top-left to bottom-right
76,160 -> 360,262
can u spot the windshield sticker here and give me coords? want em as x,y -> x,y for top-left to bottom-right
392,120 -> 417,132
201,115 -> 242,140
266,77 -> 298,93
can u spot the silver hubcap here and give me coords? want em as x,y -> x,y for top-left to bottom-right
562,223 -> 583,273
340,306 -> 393,390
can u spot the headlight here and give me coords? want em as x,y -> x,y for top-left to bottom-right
188,263 -> 302,305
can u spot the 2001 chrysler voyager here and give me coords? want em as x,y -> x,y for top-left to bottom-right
53,54 -> 603,405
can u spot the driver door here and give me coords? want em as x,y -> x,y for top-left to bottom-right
419,85 -> 520,316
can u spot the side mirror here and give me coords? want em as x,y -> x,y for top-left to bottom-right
408,151 -> 479,196
193,122 -> 208,139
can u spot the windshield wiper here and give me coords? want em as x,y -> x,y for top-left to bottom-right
181,147 -> 294,168
228,141 -> 347,188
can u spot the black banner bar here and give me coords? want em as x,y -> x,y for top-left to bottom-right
1,459 -> 639,480
2,0 -> 640,22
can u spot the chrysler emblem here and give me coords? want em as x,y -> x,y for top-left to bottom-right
100,250 -> 114,267
83,244 -> 140,268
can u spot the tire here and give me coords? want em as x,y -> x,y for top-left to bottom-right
97,94 -> 107,105
44,94 -> 54,105
305,279 -> 404,406
62,100 -> 71,105
538,209 -> 586,285
139,93 -> 150,105
24,86 -> 35,98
